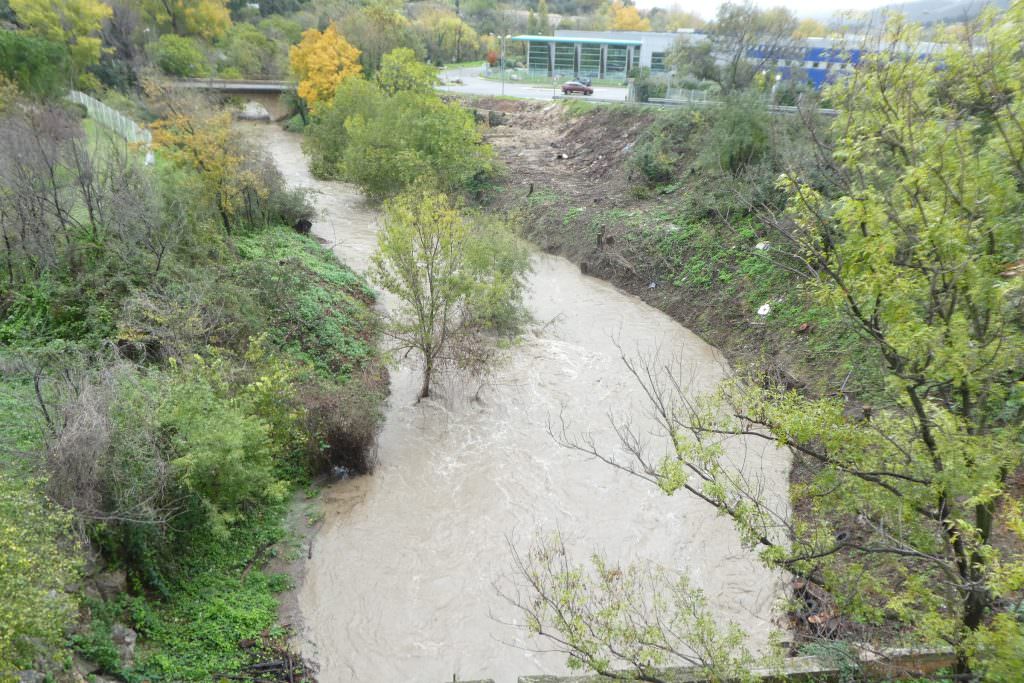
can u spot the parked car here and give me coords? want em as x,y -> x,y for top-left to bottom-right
561,80 -> 594,96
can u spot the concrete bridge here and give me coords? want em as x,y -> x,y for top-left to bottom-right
168,78 -> 295,121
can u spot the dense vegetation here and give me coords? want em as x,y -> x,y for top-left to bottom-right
0,82 -> 382,682
301,46 -> 493,198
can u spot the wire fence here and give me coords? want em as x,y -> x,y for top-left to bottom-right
67,90 -> 152,146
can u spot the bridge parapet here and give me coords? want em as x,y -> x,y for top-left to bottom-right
167,78 -> 296,121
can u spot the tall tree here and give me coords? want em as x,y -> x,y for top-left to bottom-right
140,0 -> 232,40
375,47 -> 436,96
340,1 -> 421,74
370,189 -> 527,399
414,8 -> 480,65
288,22 -> 362,113
0,30 -> 69,98
10,0 -> 112,89
792,17 -> 827,38
648,7 -> 704,32
537,0 -> 551,35
666,1 -> 798,91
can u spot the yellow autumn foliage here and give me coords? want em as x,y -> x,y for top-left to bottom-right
140,0 -> 232,41
150,110 -> 265,232
289,23 -> 362,113
609,0 -> 650,31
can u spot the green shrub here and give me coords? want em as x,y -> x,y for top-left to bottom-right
629,67 -> 668,102
628,109 -> 700,186
216,23 -> 279,79
303,77 -> 386,179
0,31 -> 68,99
148,35 -> 209,78
341,89 -> 494,199
284,113 -> 305,133
699,94 -> 771,173
631,137 -> 677,185
303,71 -> 493,196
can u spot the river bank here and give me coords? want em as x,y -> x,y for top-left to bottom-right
245,122 -> 790,683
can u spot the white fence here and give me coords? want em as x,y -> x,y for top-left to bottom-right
67,90 -> 152,146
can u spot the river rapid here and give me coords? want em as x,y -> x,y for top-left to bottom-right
244,123 -> 790,683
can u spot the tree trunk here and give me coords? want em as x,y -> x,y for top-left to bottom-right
420,357 -> 432,399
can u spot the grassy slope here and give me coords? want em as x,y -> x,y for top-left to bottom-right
0,216 -> 379,680
67,226 -> 380,681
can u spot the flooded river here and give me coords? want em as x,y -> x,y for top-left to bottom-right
245,124 -> 790,683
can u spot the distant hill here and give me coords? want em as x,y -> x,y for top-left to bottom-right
867,0 -> 1009,24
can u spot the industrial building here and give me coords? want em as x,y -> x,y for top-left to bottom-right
512,30 -> 702,80
510,30 -> 932,90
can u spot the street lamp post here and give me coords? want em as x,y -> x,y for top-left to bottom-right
499,34 -> 511,96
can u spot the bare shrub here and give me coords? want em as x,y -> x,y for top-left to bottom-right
45,363 -> 180,528
300,375 -> 385,475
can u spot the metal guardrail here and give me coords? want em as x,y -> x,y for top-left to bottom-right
170,78 -> 293,92
67,90 -> 152,145
551,94 -> 837,116
648,97 -> 838,117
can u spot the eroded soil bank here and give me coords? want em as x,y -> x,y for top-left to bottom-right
246,123 -> 790,683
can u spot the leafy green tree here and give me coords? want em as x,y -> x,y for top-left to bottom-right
0,477 -> 80,671
666,1 -> 798,92
340,88 -> 494,198
148,33 -> 210,77
376,47 -> 436,96
10,0 -> 112,89
340,0 -> 422,74
258,14 -> 304,46
0,31 -> 69,99
537,0 -> 551,35
502,534 -> 761,682
413,8 -> 481,65
302,76 -> 386,178
370,188 -> 527,398
544,8 -> 1024,679
217,22 -> 279,78
140,0 -> 231,40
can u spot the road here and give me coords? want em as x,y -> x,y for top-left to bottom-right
439,64 -> 627,101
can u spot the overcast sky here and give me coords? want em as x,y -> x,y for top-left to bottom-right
630,0 -> 896,20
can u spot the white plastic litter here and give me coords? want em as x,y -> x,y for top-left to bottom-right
758,303 -> 771,316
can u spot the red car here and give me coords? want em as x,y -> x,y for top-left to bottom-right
561,81 -> 594,95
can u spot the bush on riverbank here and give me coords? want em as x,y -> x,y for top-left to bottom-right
0,94 -> 382,679
303,48 -> 494,199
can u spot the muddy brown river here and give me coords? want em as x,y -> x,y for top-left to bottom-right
245,124 -> 790,683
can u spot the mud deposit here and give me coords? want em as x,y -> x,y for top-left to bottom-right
243,123 -> 790,683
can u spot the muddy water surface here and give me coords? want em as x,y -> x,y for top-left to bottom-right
245,124 -> 790,683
